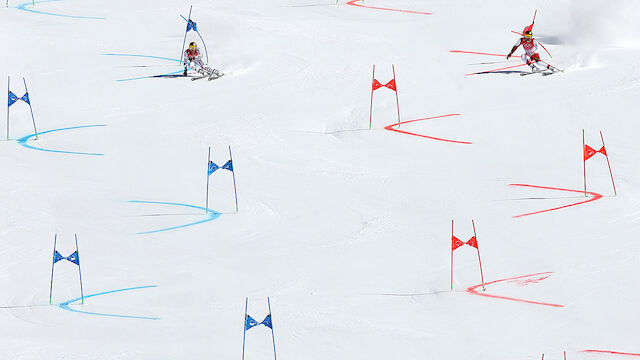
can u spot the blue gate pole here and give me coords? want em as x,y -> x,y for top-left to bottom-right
268,297 -> 277,360
196,30 -> 209,65
75,234 -> 84,304
22,78 -> 38,140
229,146 -> 239,213
180,15 -> 209,65
205,146 -> 211,214
6,76 -> 10,140
242,297 -> 248,360
179,5 -> 193,64
49,234 -> 57,304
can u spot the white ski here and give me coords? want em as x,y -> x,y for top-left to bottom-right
208,73 -> 224,81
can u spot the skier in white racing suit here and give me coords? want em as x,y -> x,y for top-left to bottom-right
506,29 -> 552,73
183,41 -> 220,77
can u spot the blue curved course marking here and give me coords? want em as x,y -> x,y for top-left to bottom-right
101,54 -> 183,82
129,200 -> 222,235
16,0 -> 105,19
58,285 -> 160,320
17,125 -> 106,156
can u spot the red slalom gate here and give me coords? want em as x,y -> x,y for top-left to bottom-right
451,220 -> 485,291
369,66 -> 471,144
583,129 -> 617,196
370,65 -> 400,129
509,184 -> 603,218
541,352 -> 568,360
466,272 -> 564,308
346,0 -> 432,15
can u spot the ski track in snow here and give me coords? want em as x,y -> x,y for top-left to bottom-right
15,0 -> 105,19
383,114 -> 472,144
128,200 -> 221,235
16,125 -> 107,156
345,0 -> 432,15
57,285 -> 160,320
466,272 -> 564,308
509,184 -> 604,218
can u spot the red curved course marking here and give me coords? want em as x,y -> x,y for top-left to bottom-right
383,114 -> 472,144
467,272 -> 564,308
581,350 -> 640,357
510,184 -> 603,218
346,0 -> 432,15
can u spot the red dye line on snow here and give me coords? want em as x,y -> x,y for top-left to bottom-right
465,63 -> 528,76
450,50 -> 529,75
581,350 -> 640,357
467,272 -> 564,308
510,184 -> 603,218
449,50 -> 507,57
346,0 -> 432,15
383,114 -> 472,144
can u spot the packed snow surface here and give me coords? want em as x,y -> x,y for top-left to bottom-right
1,0 -> 639,359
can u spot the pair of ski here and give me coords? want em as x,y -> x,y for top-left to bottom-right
520,69 -> 562,77
191,72 -> 224,81
520,63 -> 564,77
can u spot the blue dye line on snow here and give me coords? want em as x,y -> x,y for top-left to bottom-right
129,200 -> 222,235
16,0 -> 105,19
17,125 -> 106,156
101,54 -> 183,82
58,285 -> 160,320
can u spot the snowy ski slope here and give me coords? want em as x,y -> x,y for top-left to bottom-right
1,0 -> 639,359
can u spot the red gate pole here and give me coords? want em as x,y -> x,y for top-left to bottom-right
472,220 -> 485,291
392,64 -> 401,128
450,219 -> 454,291
583,129 -> 587,196
600,131 -> 617,196
369,65 -> 375,130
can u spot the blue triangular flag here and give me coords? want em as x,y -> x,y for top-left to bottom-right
221,160 -> 233,172
187,19 -> 198,32
8,91 -> 18,107
66,251 -> 80,265
20,92 -> 30,105
261,314 -> 272,329
208,161 -> 219,175
53,251 -> 64,264
245,315 -> 258,330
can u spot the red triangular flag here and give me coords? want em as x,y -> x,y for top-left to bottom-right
372,79 -> 383,91
584,145 -> 597,160
598,146 -> 607,156
452,236 -> 464,251
466,236 -> 478,249
384,79 -> 397,91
